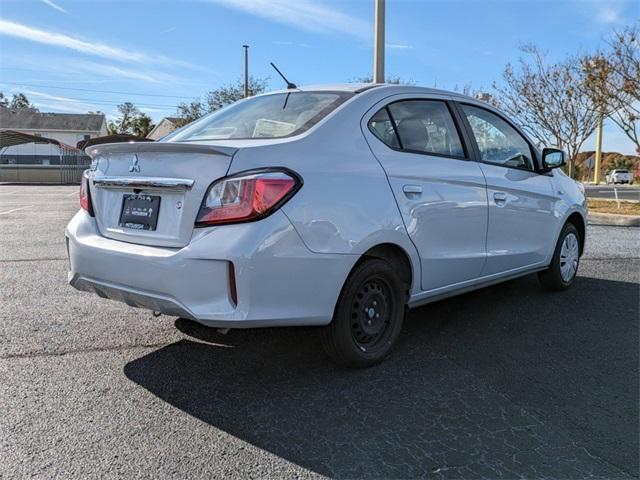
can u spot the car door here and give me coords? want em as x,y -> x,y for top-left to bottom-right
363,96 -> 488,291
457,102 -> 559,276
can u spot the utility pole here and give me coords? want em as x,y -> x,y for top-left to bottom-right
582,55 -> 607,184
243,44 -> 249,98
373,0 -> 385,83
594,112 -> 603,184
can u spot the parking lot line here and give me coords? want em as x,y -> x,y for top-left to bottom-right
0,205 -> 33,215
0,192 -> 75,196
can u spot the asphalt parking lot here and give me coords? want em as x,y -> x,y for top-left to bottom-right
1,185 -> 638,479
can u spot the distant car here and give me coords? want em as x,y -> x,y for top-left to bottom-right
606,169 -> 633,184
66,84 -> 587,367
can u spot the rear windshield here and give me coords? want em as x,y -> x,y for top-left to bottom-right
615,170 -> 629,173
168,91 -> 353,141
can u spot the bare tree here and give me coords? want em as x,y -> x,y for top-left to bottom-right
609,23 -> 640,99
582,24 -> 639,154
493,45 -> 599,177
451,83 -> 498,106
581,53 -> 637,152
350,75 -> 415,85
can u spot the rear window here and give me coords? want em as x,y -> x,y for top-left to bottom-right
615,170 -> 629,173
169,91 -> 353,141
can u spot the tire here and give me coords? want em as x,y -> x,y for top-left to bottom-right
538,222 -> 581,291
321,257 -> 406,368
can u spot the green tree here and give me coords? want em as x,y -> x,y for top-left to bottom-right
174,99 -> 206,127
0,92 -> 39,111
110,102 -> 155,137
113,102 -> 140,134
607,155 -> 637,172
206,76 -> 269,112
107,121 -> 119,136
133,113 -> 155,137
174,76 -> 269,127
9,93 -> 37,110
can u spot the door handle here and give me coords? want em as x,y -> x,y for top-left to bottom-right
403,185 -> 422,195
493,192 -> 507,205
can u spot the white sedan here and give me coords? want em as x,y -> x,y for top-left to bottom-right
66,84 -> 587,367
606,169 -> 633,184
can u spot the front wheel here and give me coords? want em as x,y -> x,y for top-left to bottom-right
538,223 -> 581,291
321,258 -> 406,368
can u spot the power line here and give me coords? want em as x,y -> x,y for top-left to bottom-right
44,99 -> 179,109
1,81 -> 196,100
6,96 -> 179,110
1,85 -> 182,109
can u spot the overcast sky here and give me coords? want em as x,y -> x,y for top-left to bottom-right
0,0 -> 638,153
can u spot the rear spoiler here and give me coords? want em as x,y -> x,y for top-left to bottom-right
87,142 -> 237,158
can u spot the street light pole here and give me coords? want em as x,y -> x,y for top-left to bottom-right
243,44 -> 249,98
373,0 -> 385,83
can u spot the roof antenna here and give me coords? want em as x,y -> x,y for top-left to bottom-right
270,62 -> 297,89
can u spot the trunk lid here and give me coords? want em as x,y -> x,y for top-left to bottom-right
87,142 -> 236,248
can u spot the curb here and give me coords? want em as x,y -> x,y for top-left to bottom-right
588,213 -> 640,227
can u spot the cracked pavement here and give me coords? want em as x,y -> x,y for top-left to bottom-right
1,185 -> 638,479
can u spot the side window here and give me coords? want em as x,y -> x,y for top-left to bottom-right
368,108 -> 400,149
461,104 -> 534,171
388,100 -> 465,158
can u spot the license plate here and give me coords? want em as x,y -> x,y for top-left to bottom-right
119,194 -> 161,231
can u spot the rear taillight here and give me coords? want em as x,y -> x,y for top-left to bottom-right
79,170 -> 94,216
196,168 -> 302,226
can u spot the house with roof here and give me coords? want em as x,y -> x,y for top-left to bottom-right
0,107 -> 107,165
146,117 -> 180,140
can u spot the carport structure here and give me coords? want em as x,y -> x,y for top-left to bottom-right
0,130 -> 91,184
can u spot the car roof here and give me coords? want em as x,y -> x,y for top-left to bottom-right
267,83 -> 476,100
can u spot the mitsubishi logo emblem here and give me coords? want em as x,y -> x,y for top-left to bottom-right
128,156 -> 140,173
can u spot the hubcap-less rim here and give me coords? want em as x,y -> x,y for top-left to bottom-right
351,278 -> 392,350
560,232 -> 579,282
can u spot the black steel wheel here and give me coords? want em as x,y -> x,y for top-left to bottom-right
350,278 -> 393,349
321,257 -> 406,368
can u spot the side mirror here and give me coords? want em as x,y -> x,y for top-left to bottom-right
541,148 -> 565,171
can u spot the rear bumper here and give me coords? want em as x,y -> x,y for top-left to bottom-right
70,275 -> 203,320
66,210 -> 356,328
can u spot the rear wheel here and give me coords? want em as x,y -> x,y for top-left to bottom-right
538,222 -> 581,291
321,258 -> 406,368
